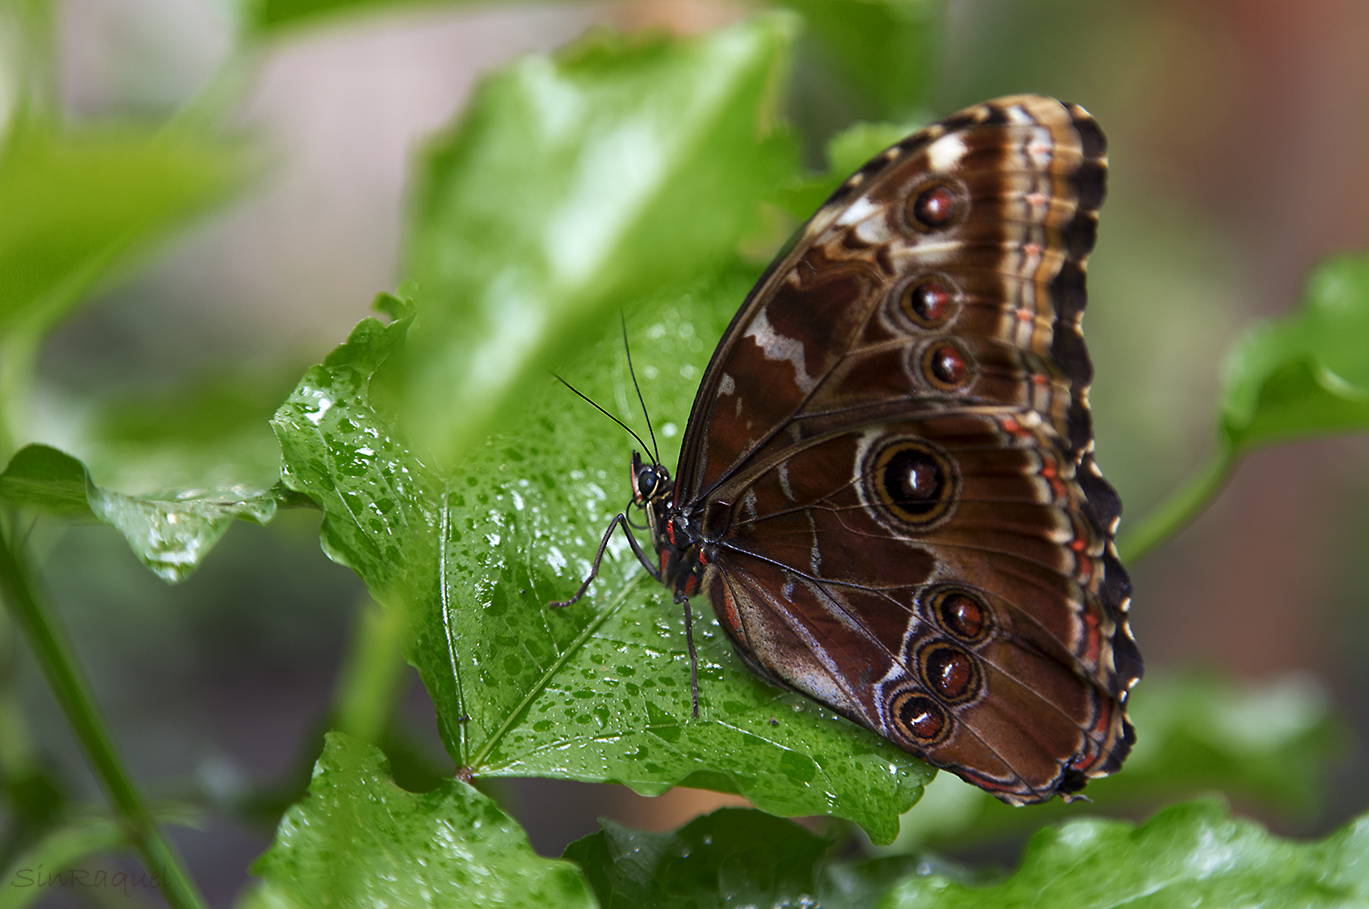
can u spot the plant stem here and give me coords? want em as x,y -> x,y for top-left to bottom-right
1116,447 -> 1238,565
0,527 -> 207,909
12,0 -> 57,115
0,606 -> 39,782
332,595 -> 407,745
0,327 -> 40,465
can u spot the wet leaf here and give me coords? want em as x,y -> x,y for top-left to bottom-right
563,807 -> 968,909
246,734 -> 595,909
0,444 -> 277,582
883,799 -> 1369,909
273,281 -> 931,845
0,444 -> 89,516
566,799 -> 1369,909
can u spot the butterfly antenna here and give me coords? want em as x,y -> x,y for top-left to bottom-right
620,315 -> 661,466
553,375 -> 655,456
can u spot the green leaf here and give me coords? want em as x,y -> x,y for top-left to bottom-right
0,116 -> 253,334
1108,670 -> 1339,811
0,444 -> 88,515
567,800 -> 1369,909
1123,252 -> 1369,562
776,118 -> 925,219
243,0 -> 485,34
781,0 -> 940,118
246,733 -> 596,909
273,281 -> 932,845
889,670 -> 1343,851
882,799 -> 1369,909
81,362 -> 297,494
272,298 -> 441,609
1221,253 -> 1369,453
0,444 -> 277,582
563,807 -> 971,909
397,15 -> 800,468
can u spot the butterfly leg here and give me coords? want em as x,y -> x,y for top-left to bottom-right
676,594 -> 700,717
549,512 -> 662,609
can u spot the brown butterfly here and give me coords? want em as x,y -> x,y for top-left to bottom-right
555,95 -> 1141,805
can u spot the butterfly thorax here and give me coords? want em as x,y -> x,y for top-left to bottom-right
630,452 -> 706,602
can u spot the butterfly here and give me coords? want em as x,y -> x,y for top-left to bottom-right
554,95 -> 1142,805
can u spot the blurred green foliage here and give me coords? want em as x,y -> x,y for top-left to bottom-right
891,670 -> 1343,852
1223,255 -> 1369,453
1,0 -> 1369,905
0,117 -> 251,337
399,15 -> 797,466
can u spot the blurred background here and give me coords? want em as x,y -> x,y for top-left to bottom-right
10,0 -> 1369,903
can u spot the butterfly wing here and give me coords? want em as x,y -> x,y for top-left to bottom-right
675,95 -> 1139,803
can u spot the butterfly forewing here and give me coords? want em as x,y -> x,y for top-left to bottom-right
635,95 -> 1138,805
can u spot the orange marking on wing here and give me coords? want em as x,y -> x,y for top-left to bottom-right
1080,609 -> 1102,666
719,582 -> 743,635
1039,455 -> 1067,499
996,414 -> 1033,441
1091,702 -> 1112,739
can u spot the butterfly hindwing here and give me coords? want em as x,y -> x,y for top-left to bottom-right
698,408 -> 1131,801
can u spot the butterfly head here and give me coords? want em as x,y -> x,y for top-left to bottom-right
630,451 -> 673,506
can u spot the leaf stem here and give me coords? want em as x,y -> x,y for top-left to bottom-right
1116,446 -> 1238,565
0,526 -> 207,909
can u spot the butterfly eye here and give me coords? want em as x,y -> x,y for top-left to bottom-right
907,180 -> 966,231
888,690 -> 952,746
637,470 -> 658,497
